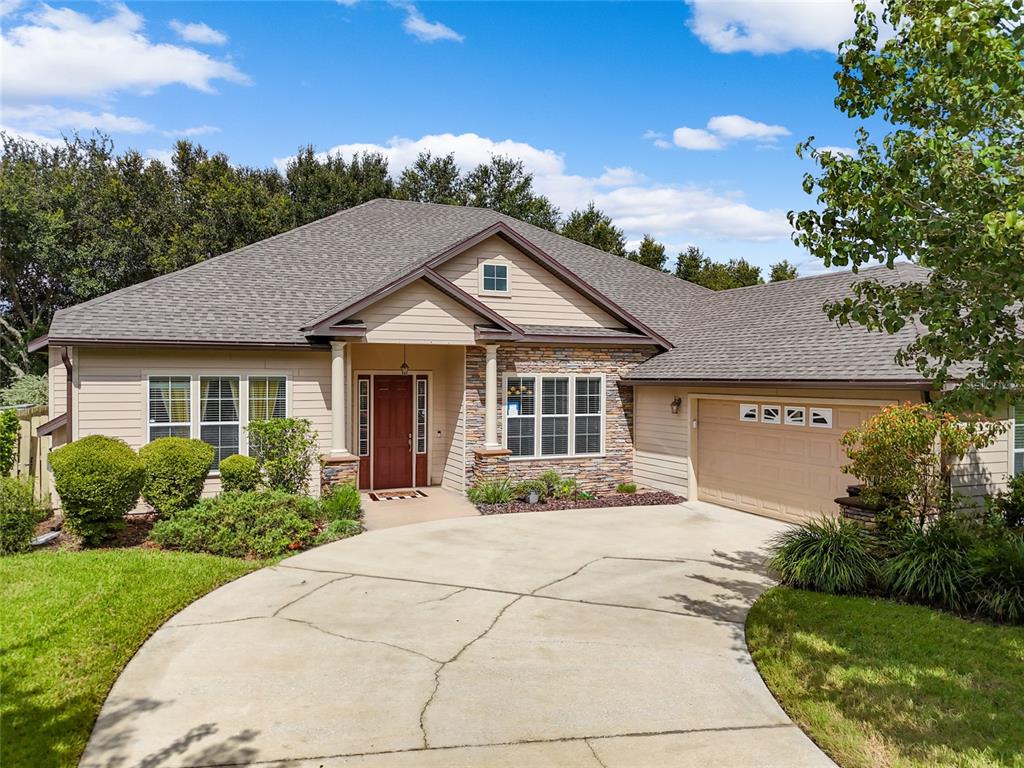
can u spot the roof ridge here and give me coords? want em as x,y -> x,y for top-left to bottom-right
706,263 -> 907,297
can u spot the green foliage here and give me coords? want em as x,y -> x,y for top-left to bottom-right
560,203 -> 626,256
768,517 -> 879,594
138,437 -> 214,516
537,469 -> 563,496
462,156 -> 560,231
987,473 -> 1024,529
395,151 -> 463,205
616,482 -> 637,494
284,146 -> 393,226
552,476 -> 579,500
467,477 -> 518,505
627,235 -> 667,271
0,373 -> 47,407
49,435 -> 145,545
768,260 -> 798,282
218,454 -> 261,494
0,477 -> 41,555
246,418 -> 319,494
319,482 -> 362,522
313,518 -> 362,546
970,532 -> 1024,624
883,516 -> 977,611
673,245 -> 763,290
790,0 -> 1024,412
840,403 -> 996,521
150,490 -> 318,558
0,409 -> 18,474
515,479 -> 549,502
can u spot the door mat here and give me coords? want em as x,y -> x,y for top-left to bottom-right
368,489 -> 428,502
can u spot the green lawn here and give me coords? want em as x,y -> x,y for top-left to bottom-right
747,587 -> 1024,768
0,549 -> 262,767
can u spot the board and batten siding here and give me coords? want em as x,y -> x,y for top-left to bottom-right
361,280 -> 479,344
633,386 -> 690,497
435,235 -> 618,328
67,347 -> 332,497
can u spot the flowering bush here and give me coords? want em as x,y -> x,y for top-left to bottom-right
840,403 -> 996,522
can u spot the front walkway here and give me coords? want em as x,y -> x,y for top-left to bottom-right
82,502 -> 834,768
360,486 -> 479,531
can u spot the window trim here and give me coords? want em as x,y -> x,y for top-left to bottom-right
809,407 -> 834,429
501,372 -> 606,460
147,375 -> 193,442
246,375 -> 289,422
479,259 -> 511,296
357,377 -> 371,458
415,377 -> 428,455
1012,403 -> 1024,477
199,375 -> 242,471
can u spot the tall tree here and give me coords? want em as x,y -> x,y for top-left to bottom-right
462,156 -> 560,230
561,203 -> 627,256
628,234 -> 667,271
790,0 -> 1023,410
769,259 -> 799,282
395,151 -> 463,204
673,245 -> 764,290
284,145 -> 393,226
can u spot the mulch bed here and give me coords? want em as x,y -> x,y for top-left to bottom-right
31,511 -> 160,551
477,491 -> 682,515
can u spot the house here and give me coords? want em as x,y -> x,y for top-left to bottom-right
30,199 -> 1020,523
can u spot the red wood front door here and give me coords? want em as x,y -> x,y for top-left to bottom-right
372,376 -> 412,489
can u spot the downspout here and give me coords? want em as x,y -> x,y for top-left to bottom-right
61,346 -> 73,442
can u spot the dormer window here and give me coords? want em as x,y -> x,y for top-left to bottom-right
481,261 -> 509,295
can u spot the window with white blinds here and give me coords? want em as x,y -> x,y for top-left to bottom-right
504,374 -> 604,458
148,376 -> 191,441
248,376 -> 287,421
200,376 -> 240,469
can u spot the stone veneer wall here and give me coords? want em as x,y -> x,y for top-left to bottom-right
320,455 -> 359,496
464,344 -> 658,493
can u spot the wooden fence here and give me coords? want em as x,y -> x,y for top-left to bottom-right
9,405 -> 54,507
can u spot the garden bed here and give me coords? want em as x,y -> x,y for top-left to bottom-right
477,490 -> 681,515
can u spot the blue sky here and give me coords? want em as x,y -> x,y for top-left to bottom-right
1,0 -> 880,273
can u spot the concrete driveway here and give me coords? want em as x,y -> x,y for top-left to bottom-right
83,502 -> 833,768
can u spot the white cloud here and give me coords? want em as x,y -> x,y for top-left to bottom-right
3,104 -> 153,133
392,1 -> 463,42
672,126 -> 725,151
817,144 -> 856,156
0,0 -> 24,17
685,0 -> 885,55
1,4 -> 248,102
169,20 -> 228,46
275,131 -> 790,244
144,148 -> 175,165
642,129 -> 673,150
666,114 -> 790,151
162,125 -> 221,138
336,0 -> 359,5
0,125 -> 64,146
707,114 -> 789,141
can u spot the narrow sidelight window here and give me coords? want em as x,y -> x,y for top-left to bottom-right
416,377 -> 428,454
358,379 -> 370,457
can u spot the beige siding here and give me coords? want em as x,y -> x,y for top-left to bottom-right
633,386 -> 689,496
361,280 -> 479,344
952,407 -> 1013,505
442,348 -> 466,492
73,347 -> 332,498
435,235 -> 618,328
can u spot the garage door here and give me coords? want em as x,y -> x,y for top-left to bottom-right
696,399 -> 880,523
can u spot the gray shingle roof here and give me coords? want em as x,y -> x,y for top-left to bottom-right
48,198 -> 932,382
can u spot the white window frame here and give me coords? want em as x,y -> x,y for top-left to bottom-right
199,375 -> 241,470
247,375 -> 289,422
784,406 -> 806,426
147,375 -> 193,442
415,377 -> 428,455
739,404 -> 758,422
1013,403 -> 1024,477
502,372 -> 606,460
479,259 -> 511,296
761,405 -> 782,424
357,378 -> 370,458
809,407 -> 834,429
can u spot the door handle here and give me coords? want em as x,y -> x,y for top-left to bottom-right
408,433 -> 413,451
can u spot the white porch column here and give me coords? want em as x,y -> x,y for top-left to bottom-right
330,341 -> 349,455
484,343 -> 500,449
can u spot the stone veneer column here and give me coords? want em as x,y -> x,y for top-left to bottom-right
484,343 -> 500,449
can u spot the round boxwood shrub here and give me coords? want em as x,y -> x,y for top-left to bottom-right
768,516 -> 879,594
219,454 -> 261,494
139,437 -> 215,516
0,477 -> 41,555
150,490 -> 319,558
50,435 -> 145,545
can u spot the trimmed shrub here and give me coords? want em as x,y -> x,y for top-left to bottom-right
882,515 -> 977,612
139,437 -> 214,516
50,435 -> 145,545
768,517 -> 879,594
247,418 -> 319,494
987,473 -> 1024,529
0,408 -> 19,474
150,490 -> 318,558
313,518 -> 362,546
515,479 -> 549,502
0,477 -> 41,555
970,532 -> 1024,624
616,482 -> 637,494
467,477 -> 518,505
320,483 -> 362,522
220,454 -> 261,494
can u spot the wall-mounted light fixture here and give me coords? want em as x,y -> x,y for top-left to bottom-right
670,396 -> 682,415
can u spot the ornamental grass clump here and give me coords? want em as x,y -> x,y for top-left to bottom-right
969,532 -> 1024,624
320,482 -> 362,522
467,477 -> 518,505
882,515 -> 977,612
768,517 -> 879,594
50,435 -> 145,545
